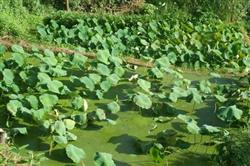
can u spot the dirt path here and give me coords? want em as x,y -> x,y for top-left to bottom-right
0,37 -> 246,77
0,37 -> 154,67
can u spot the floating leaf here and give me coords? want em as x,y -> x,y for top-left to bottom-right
54,120 -> 66,136
12,53 -> 25,67
217,105 -> 243,122
7,100 -> 22,116
100,80 -> 112,92
47,80 -> 64,94
25,95 -> 39,110
133,93 -> 152,109
97,63 -> 111,76
11,127 -> 28,135
107,101 -> 120,113
11,45 -> 25,54
39,94 -> 58,109
0,44 -> 6,55
53,135 -> 68,145
95,108 -> 106,120
71,53 -> 88,68
114,66 -> 125,77
71,113 -> 88,126
32,108 -> 48,122
169,87 -> 188,103
3,69 -> 14,85
96,50 -> 110,65
89,74 -> 102,85
37,72 -> 51,85
187,122 -> 200,134
201,125 -> 220,134
71,96 -> 83,110
94,152 -> 116,166
64,119 -> 76,130
66,144 -> 86,163
137,79 -> 151,93
150,67 -> 163,79
214,95 -> 227,103
155,56 -> 170,69
80,76 -> 95,91
66,132 -> 78,141
243,57 -> 250,67
107,74 -> 120,85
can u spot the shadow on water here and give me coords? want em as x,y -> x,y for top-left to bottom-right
104,83 -> 136,100
170,152 -> 214,166
171,122 -> 188,133
14,127 -> 50,152
114,160 -> 131,166
84,123 -> 103,131
45,149 -> 72,164
195,100 -> 225,127
108,134 -> 140,155
209,77 -> 238,85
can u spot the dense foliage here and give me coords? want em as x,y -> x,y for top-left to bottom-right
0,41 -> 250,164
38,12 -> 249,68
1,0 -> 250,165
215,130 -> 250,166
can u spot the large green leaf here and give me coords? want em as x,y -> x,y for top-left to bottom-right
100,80 -> 112,92
107,101 -> 120,113
7,100 -> 22,116
47,80 -> 64,94
11,127 -> 28,135
97,63 -> 111,76
25,95 -> 39,109
186,88 -> 203,104
12,53 -> 25,67
178,114 -> 200,134
201,125 -> 220,134
80,76 -> 95,91
133,93 -> 152,109
169,87 -> 188,103
94,152 -> 116,166
32,108 -> 48,122
137,79 -> 151,93
64,119 -> 76,130
53,135 -> 68,145
95,108 -> 106,120
89,74 -> 102,85
114,66 -> 125,77
0,44 -> 6,55
39,94 -> 58,109
54,120 -> 66,136
66,144 -> 86,163
71,96 -> 84,110
11,45 -> 25,54
150,67 -> 163,79
217,105 -> 243,122
3,69 -> 14,85
96,50 -> 110,65
155,56 -> 170,69
71,53 -> 88,68
107,74 -> 120,86
37,72 -> 51,85
187,122 -> 200,134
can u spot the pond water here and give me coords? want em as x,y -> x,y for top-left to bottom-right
13,70 -> 237,166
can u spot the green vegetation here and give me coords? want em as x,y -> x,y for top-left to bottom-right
38,12 -> 249,68
0,0 -> 250,165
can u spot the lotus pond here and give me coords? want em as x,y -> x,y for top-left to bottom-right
0,44 -> 247,165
